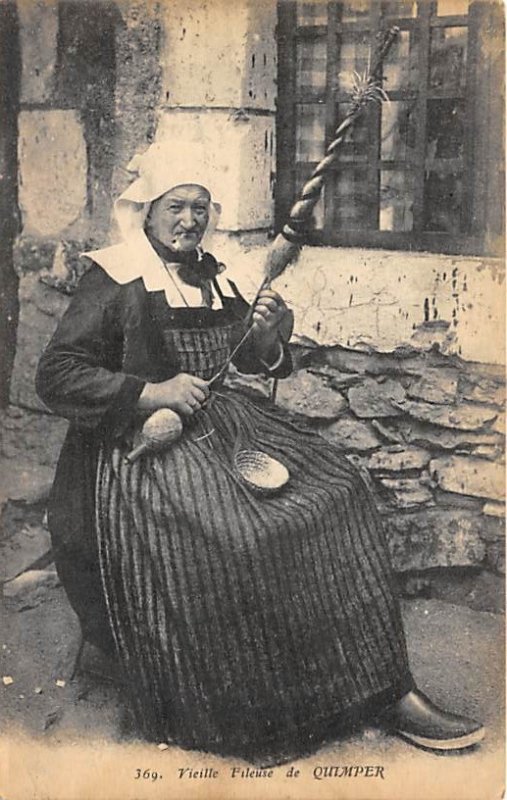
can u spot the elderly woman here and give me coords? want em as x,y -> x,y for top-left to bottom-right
36,141 -> 483,762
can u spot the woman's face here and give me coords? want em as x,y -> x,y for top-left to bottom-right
146,184 -> 211,253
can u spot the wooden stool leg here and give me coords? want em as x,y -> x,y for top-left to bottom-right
69,632 -> 85,681
271,378 -> 279,402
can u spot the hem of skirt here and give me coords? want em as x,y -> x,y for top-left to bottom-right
240,671 -> 417,764
135,671 -> 416,765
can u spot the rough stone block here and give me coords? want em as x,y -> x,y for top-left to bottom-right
433,489 -> 484,511
459,374 -> 505,407
492,413 -> 505,435
386,509 -> 486,571
160,0 -> 276,110
477,514 -> 505,543
3,568 -> 60,611
485,541 -> 505,574
471,444 -> 504,461
321,417 -> 381,452
306,365 -> 362,390
9,275 -> 70,411
379,478 -> 433,508
18,0 -> 58,104
396,419 -> 503,451
370,420 -> 405,444
1,406 -> 68,467
0,461 -> 54,515
112,2 -> 161,200
407,369 -> 458,404
430,456 -> 505,502
348,378 -> 406,418
399,570 -> 504,614
12,238 -> 57,276
18,110 -> 88,238
157,110 -> 275,230
320,346 -> 457,378
398,399 -> 498,431
483,502 -> 505,518
0,525 -> 52,583
322,347 -> 402,375
275,370 -> 347,419
367,447 -> 431,472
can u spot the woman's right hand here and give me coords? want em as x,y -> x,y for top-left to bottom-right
138,374 -> 210,416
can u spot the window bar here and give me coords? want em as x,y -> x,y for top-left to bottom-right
275,1 -> 298,233
324,1 -> 340,236
366,2 -> 383,231
411,0 -> 432,236
461,0 -> 479,235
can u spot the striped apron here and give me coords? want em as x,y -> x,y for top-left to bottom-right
96,317 -> 413,761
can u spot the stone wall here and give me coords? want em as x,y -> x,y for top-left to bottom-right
275,344 -> 504,601
9,0 -> 162,411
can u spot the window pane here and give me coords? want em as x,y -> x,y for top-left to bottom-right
341,0 -> 370,22
296,163 -> 325,229
297,39 -> 327,94
383,29 -> 420,91
338,31 -> 371,92
423,170 -> 463,232
381,101 -> 417,160
335,102 -> 371,161
380,0 -> 416,17
332,167 -> 375,229
429,27 -> 467,92
424,98 -> 464,232
426,99 -> 465,159
297,1 -> 327,26
380,170 -> 414,231
436,0 -> 469,16
296,104 -> 326,162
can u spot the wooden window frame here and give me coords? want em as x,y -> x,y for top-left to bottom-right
276,0 -> 504,256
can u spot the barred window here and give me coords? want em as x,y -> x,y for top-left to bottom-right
276,1 -> 504,255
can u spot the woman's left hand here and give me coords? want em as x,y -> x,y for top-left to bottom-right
251,289 -> 293,359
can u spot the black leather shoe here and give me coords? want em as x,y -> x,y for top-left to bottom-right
381,690 -> 485,751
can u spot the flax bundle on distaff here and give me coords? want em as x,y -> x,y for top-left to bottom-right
36,25 -> 484,762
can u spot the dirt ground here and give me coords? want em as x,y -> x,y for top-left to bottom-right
0,484 -> 504,799
1,561 -> 505,800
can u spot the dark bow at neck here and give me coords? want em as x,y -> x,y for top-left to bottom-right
145,230 -> 220,288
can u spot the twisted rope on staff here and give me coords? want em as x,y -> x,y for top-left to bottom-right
260,24 -> 400,292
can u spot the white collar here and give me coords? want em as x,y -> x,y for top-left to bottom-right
83,232 -> 235,309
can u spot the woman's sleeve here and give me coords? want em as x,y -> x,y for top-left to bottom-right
35,266 -> 146,433
224,279 -> 293,379
233,333 -> 293,379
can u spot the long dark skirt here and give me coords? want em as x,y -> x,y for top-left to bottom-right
96,389 -> 413,761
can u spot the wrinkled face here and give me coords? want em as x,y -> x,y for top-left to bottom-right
145,184 -> 211,253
